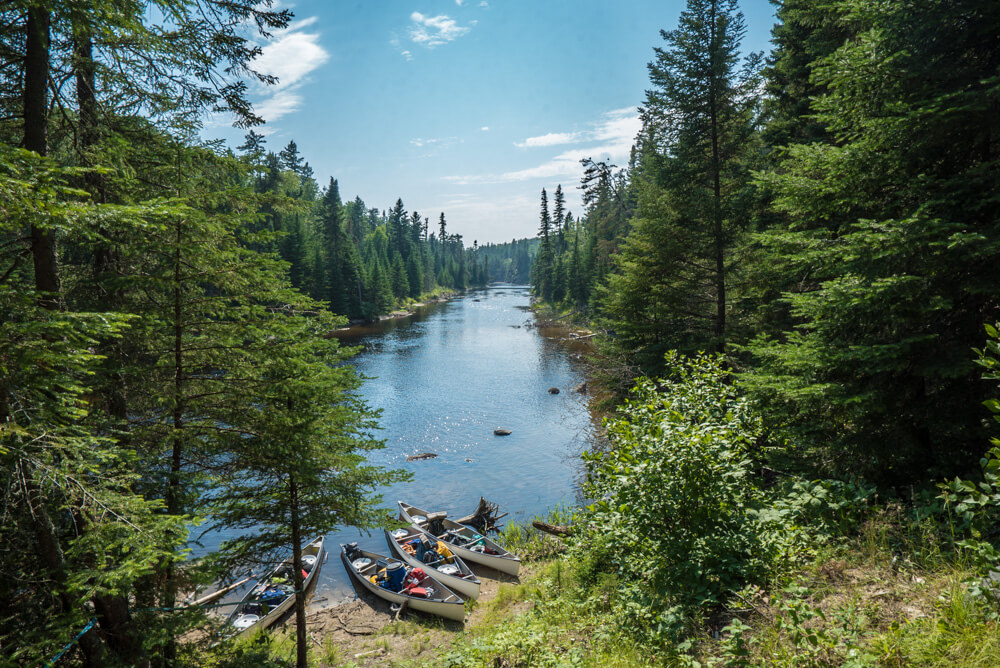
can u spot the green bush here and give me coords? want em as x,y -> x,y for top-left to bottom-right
576,352 -> 771,639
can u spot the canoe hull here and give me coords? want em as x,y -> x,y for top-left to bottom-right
399,501 -> 521,576
384,528 -> 481,599
341,547 -> 466,622
223,536 -> 325,637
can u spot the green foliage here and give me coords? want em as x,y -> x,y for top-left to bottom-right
577,353 -> 770,639
744,0 -> 1000,486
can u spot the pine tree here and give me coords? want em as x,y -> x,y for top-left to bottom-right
208,306 -> 406,668
746,0 -> 1000,485
390,254 -> 410,300
279,139 -> 304,174
601,0 -> 761,368
532,188 -> 555,300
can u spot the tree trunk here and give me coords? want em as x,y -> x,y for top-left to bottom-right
23,9 -> 102,664
708,0 -> 726,351
24,466 -> 105,667
70,23 -> 144,663
24,6 -> 60,309
289,473 -> 308,668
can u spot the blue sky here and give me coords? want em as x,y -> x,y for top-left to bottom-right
208,0 -> 778,244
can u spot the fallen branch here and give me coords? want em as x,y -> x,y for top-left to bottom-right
354,647 -> 385,659
532,521 -> 573,537
393,599 -> 408,623
185,575 -> 253,608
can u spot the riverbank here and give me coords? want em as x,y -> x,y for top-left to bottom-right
241,507 -> 1000,667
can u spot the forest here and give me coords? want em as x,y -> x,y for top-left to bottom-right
503,0 -> 1000,664
533,0 -> 1000,488
3,0 -> 1000,665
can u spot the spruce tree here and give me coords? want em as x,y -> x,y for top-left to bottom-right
601,0 -> 761,368
746,0 -> 1000,485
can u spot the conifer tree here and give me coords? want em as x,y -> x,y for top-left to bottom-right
601,0 -> 761,368
746,0 -> 1000,484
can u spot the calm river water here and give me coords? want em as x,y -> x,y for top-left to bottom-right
210,285 -> 593,601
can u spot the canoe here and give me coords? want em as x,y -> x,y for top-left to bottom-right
398,501 -> 521,576
223,536 -> 325,637
385,527 -> 482,599
340,543 -> 466,622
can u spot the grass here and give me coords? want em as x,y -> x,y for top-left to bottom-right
212,510 -> 1000,667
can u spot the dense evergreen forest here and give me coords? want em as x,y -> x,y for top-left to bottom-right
533,0 -> 1000,488
479,238 -> 537,285
238,132 -> 492,321
503,0 -> 1000,662
4,0 -> 1000,664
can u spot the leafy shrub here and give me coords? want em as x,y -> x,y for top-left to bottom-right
576,352 -> 770,638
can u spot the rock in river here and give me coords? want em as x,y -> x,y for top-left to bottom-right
406,452 -> 437,461
494,428 -> 512,436
548,387 -> 560,394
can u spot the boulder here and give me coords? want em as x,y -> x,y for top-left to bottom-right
493,428 -> 512,436
573,382 -> 587,394
548,387 -> 560,394
406,452 -> 437,462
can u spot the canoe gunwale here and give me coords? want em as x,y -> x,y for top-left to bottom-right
340,545 -> 466,622
223,536 -> 325,637
384,527 -> 481,599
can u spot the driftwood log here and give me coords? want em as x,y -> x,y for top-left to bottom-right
455,497 -> 508,534
532,521 -> 573,537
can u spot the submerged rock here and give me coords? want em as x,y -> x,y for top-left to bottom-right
406,452 -> 437,462
548,387 -> 560,394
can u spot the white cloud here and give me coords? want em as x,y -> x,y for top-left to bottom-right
251,17 -> 330,122
401,49 -> 413,61
455,0 -> 464,4
480,126 -> 489,131
514,132 -> 583,148
479,1 -> 489,6
253,20 -> 328,91
410,136 -> 461,149
409,12 -> 472,47
447,107 -> 641,184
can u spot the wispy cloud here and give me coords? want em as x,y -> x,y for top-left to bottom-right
252,16 -> 329,122
481,126 -> 489,131
514,132 -> 583,148
401,49 -> 413,61
409,12 -> 472,47
446,107 -> 640,184
410,136 -> 461,149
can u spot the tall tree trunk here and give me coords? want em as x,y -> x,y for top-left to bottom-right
24,6 -> 60,309
708,0 -> 726,351
23,9 -> 103,664
71,22 -> 145,663
161,215 -> 185,667
289,473 -> 308,668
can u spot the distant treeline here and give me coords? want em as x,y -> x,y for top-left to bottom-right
239,133 -> 489,322
478,238 -> 538,285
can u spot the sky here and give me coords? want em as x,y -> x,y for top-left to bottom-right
207,0 -> 778,245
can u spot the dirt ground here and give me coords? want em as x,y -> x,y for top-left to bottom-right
298,562 -> 527,666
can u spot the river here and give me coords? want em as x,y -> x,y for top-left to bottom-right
217,284 -> 593,602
